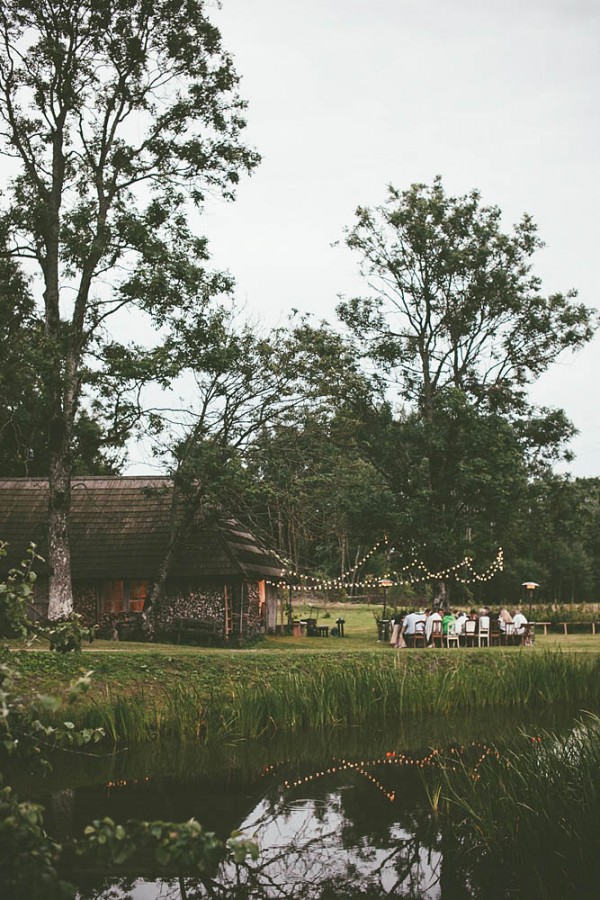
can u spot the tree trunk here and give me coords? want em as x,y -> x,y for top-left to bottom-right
44,113 -> 75,620
47,452 -> 73,619
145,481 -> 200,611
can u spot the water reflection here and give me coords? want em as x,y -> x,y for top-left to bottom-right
16,706 -> 593,899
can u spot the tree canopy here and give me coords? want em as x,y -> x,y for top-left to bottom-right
0,0 -> 259,616
338,177 -> 597,419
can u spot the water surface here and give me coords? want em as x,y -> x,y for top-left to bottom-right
18,706 -> 593,899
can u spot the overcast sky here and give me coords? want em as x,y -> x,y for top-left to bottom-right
183,0 -> 600,478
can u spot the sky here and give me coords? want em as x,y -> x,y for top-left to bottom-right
188,0 -> 600,477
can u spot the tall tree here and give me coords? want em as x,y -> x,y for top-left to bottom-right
0,0 -> 259,616
142,313 -> 327,607
0,229 -> 121,475
337,178 -> 597,583
338,176 -> 597,419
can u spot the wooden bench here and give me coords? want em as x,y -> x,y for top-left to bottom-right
558,622 -> 600,636
165,617 -> 222,645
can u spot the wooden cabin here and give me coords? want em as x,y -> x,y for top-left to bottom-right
0,476 -> 284,641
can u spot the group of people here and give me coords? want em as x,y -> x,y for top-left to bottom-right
389,606 -> 529,649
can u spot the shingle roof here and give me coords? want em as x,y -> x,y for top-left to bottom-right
0,477 -> 284,580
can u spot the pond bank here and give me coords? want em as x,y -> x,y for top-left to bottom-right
9,647 -> 600,744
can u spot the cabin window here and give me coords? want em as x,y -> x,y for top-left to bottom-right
129,580 -> 147,612
100,580 -> 149,614
101,580 -> 124,613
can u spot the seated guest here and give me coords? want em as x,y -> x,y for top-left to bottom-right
512,609 -> 528,635
454,610 -> 467,635
401,609 -> 419,641
442,610 -> 456,635
426,608 -> 443,644
402,608 -> 427,644
479,610 -> 490,631
498,607 -> 513,632
389,611 -> 406,649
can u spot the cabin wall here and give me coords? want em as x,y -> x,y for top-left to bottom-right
26,574 -> 275,640
152,581 -> 226,634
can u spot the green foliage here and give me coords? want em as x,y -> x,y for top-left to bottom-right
0,652 -> 257,897
0,0 -> 260,618
0,656 -> 105,765
504,475 -> 600,603
0,228 -> 122,475
339,176 -> 597,415
0,784 -> 73,900
329,176 -> 598,590
0,542 -> 41,638
78,816 -> 257,871
0,782 -> 258,900
12,648 -> 600,744
437,714 -> 600,897
35,614 -> 96,653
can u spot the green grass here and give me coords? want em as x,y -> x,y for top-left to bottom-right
11,600 -> 600,654
4,603 -> 599,745
6,640 -> 600,745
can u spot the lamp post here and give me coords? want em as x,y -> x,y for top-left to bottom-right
521,581 -> 539,618
379,578 -> 393,622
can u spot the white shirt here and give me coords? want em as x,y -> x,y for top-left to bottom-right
454,614 -> 467,635
402,612 -> 418,635
513,612 -> 528,635
426,612 -> 442,640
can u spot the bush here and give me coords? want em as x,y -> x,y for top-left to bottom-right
0,542 -> 41,638
36,614 -> 96,653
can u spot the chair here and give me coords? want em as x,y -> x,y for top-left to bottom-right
304,618 -> 317,637
446,621 -> 459,648
464,619 -> 477,647
411,621 -> 426,648
490,620 -> 501,647
430,620 -> 444,648
478,616 -> 490,647
502,622 -> 516,646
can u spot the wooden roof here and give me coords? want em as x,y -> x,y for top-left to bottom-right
0,477 -> 284,581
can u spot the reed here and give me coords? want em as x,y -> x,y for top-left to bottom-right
435,713 -> 600,898
27,650 -> 600,745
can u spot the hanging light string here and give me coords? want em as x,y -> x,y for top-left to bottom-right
267,544 -> 504,590
278,535 -> 389,583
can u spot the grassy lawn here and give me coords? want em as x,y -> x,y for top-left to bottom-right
3,601 -> 598,701
4,603 -> 600,743
7,601 -> 600,656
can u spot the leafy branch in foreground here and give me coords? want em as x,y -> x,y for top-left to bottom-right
0,541 -> 42,639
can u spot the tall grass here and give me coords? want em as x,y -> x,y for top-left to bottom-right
38,650 -> 600,745
434,713 -> 600,898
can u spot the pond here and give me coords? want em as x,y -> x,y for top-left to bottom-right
13,706 -> 598,899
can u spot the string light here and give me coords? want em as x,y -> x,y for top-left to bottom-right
267,539 -> 504,590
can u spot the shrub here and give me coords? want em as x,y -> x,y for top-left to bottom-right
36,614 -> 96,653
0,542 -> 41,638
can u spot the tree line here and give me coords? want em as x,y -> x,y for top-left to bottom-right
0,0 -> 598,616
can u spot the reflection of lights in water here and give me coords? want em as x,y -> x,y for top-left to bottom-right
104,777 -> 151,790
280,742 -> 502,798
